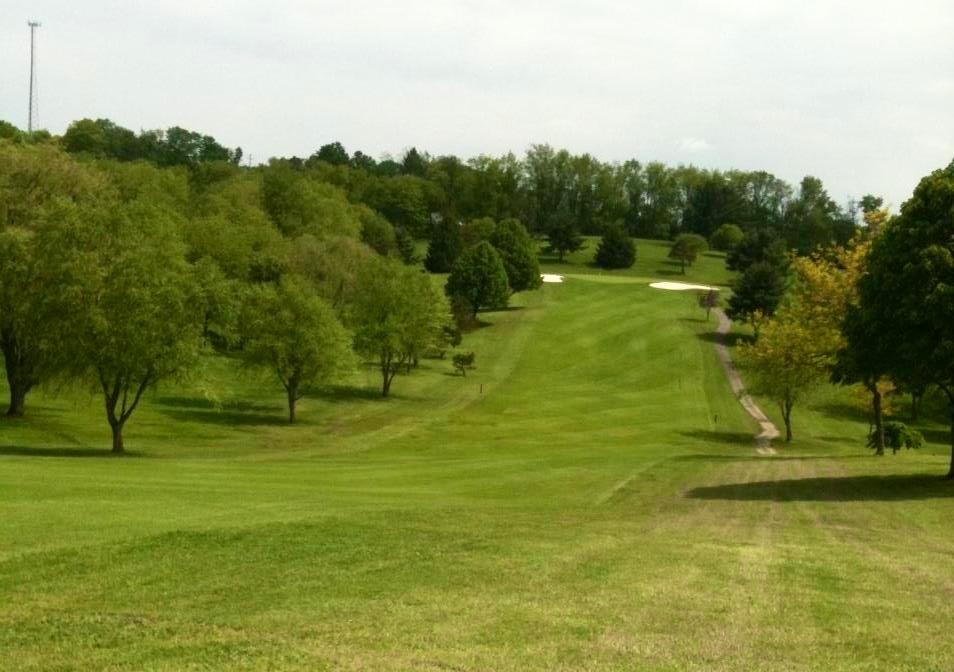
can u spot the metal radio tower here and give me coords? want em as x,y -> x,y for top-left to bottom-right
27,20 -> 41,133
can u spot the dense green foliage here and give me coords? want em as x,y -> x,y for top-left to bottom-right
726,261 -> 787,339
709,223 -> 744,251
868,421 -> 924,453
843,160 -> 954,476
351,259 -> 451,396
240,278 -> 353,422
423,217 -> 462,272
0,137 -> 463,444
62,118 -> 241,166
489,218 -> 542,291
445,242 -> 511,317
594,221 -> 636,269
45,198 -> 204,453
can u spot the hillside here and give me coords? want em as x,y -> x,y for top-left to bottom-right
1,251 -> 953,671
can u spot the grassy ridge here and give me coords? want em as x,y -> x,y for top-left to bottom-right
1,252 -> 953,670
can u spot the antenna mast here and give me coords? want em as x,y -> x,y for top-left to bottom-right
27,20 -> 41,133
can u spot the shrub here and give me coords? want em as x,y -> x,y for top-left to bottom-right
868,421 -> 924,453
594,221 -> 636,269
452,352 -> 476,376
709,223 -> 744,251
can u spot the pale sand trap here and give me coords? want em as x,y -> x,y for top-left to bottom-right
541,274 -> 565,283
649,281 -> 719,291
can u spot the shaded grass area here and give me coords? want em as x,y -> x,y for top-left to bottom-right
2,257 -> 954,671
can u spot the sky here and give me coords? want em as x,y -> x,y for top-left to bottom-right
1,0 -> 952,210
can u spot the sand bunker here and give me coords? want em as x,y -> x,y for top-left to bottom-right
649,281 -> 719,291
541,274 -> 565,283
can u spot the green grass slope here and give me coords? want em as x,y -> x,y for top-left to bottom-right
540,236 -> 734,287
1,254 -> 953,671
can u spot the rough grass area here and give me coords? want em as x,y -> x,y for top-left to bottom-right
2,254 -> 953,671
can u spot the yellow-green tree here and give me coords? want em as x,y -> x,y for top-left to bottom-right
741,242 -> 868,442
784,243 -> 868,355
739,318 -> 826,441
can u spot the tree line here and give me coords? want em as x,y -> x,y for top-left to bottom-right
729,161 -> 954,479
9,117 -> 866,251
0,132 -> 540,453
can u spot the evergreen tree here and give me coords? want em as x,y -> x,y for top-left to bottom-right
424,217 -> 461,273
489,218 -> 542,291
726,261 -> 787,339
594,221 -> 636,269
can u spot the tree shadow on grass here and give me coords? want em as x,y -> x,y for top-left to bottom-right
155,396 -> 287,426
483,306 -> 525,313
919,427 -> 952,446
0,445 -> 145,458
315,386 -> 387,403
816,402 -> 870,424
696,331 -> 748,347
686,474 -> 954,501
654,268 -> 688,277
160,409 -> 288,426
538,255 -> 571,265
157,396 -> 283,413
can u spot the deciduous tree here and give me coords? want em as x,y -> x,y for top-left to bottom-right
43,199 -> 204,453
351,260 -> 450,396
845,161 -> 954,476
709,223 -> 744,251
445,242 -> 510,317
240,277 -> 353,422
739,318 -> 827,441
668,233 -> 708,273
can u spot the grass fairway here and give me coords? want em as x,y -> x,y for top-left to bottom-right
2,263 -> 954,671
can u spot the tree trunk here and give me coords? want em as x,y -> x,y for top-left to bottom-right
287,386 -> 297,424
947,418 -> 954,480
111,421 -> 125,454
782,401 -> 793,442
6,384 -> 27,417
2,337 -> 34,417
871,384 -> 885,456
381,353 -> 393,397
912,391 -> 922,422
